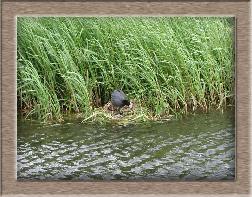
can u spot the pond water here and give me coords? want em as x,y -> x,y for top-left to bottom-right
17,109 -> 235,181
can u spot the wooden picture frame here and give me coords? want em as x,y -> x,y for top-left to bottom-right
1,0 -> 250,196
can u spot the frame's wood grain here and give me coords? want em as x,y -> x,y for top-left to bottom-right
1,1 -> 250,196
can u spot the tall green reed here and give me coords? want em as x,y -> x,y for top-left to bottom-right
17,17 -> 234,121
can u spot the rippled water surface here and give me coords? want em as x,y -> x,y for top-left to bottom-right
17,110 -> 235,180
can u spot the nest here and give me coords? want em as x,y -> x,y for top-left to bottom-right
103,101 -> 135,114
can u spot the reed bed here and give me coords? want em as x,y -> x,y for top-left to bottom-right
17,17 -> 234,122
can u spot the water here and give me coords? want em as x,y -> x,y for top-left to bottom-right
17,110 -> 235,181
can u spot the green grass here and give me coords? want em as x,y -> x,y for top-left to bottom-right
17,17 -> 235,122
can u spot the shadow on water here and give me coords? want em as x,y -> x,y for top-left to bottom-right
17,109 -> 235,181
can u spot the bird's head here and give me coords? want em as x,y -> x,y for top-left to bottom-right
122,100 -> 130,106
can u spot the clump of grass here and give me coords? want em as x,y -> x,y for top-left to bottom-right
17,17 -> 234,122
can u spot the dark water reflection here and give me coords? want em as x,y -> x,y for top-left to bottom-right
17,110 -> 235,180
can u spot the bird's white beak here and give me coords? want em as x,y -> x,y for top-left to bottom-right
129,102 -> 133,109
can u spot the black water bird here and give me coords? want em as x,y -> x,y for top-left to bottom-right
111,90 -> 130,114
